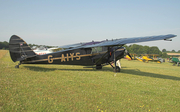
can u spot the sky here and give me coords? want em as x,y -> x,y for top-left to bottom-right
0,0 -> 180,51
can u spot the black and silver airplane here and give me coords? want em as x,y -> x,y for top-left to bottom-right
9,34 -> 176,72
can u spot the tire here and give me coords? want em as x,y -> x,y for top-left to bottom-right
15,65 -> 19,68
96,64 -> 102,70
114,66 -> 120,72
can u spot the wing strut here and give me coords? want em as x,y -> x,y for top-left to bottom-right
109,48 -> 120,72
114,48 -> 117,72
114,49 -> 120,72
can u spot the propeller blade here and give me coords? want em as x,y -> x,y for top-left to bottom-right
125,49 -> 133,60
127,52 -> 133,60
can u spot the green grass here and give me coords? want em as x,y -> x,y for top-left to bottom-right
0,50 -> 180,111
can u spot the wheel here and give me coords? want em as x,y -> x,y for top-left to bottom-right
15,65 -> 19,68
114,66 -> 120,72
96,64 -> 102,70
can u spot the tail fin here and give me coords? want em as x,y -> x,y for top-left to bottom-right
9,35 -> 37,62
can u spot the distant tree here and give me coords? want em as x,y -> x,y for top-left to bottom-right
125,44 -> 163,56
129,44 -> 143,54
171,50 -> 176,53
136,46 -> 144,54
178,50 -> 180,53
29,44 -> 39,48
162,52 -> 169,58
149,46 -> 161,55
0,41 -> 9,49
123,45 -> 129,51
143,46 -> 150,54
162,49 -> 166,52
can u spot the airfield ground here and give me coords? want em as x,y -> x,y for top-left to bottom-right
0,50 -> 180,111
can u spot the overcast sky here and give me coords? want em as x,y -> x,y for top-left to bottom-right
0,0 -> 180,51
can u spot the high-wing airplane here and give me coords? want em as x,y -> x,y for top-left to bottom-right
125,54 -> 162,63
169,57 -> 180,66
141,55 -> 162,63
9,34 -> 176,72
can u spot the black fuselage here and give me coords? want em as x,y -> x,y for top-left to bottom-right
22,47 -> 125,66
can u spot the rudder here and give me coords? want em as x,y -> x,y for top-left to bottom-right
9,35 -> 36,62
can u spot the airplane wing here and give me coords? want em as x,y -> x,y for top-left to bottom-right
82,34 -> 176,48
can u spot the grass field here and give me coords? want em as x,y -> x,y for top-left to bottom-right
0,50 -> 180,111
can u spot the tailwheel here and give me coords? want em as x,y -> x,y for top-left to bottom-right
96,64 -> 102,70
15,65 -> 19,68
114,66 -> 120,72
15,61 -> 22,68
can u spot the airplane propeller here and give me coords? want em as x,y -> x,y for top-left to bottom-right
125,49 -> 133,60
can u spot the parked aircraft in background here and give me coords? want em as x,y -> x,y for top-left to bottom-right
33,47 -> 59,55
169,57 -> 180,66
141,55 -> 162,63
125,54 -> 164,63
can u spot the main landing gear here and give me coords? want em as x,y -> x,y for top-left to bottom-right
109,61 -> 121,72
112,48 -> 121,72
95,48 -> 121,72
95,63 -> 120,72
114,66 -> 120,72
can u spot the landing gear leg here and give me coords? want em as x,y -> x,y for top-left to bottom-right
108,62 -> 121,72
15,61 -> 22,68
109,48 -> 121,72
114,66 -> 120,72
113,49 -> 121,72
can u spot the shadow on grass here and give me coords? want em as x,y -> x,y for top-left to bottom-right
23,66 -> 180,81
23,66 -> 103,72
23,65 -> 127,72
121,69 -> 180,81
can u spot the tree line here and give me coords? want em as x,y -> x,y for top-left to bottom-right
124,44 -> 180,58
0,42 -> 53,50
0,41 -> 9,50
0,41 -> 179,58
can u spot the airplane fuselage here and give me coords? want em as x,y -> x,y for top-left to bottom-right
22,47 -> 125,66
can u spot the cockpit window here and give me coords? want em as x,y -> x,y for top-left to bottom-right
91,46 -> 108,54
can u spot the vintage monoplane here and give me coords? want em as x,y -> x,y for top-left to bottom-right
9,34 -> 176,72
169,57 -> 180,66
